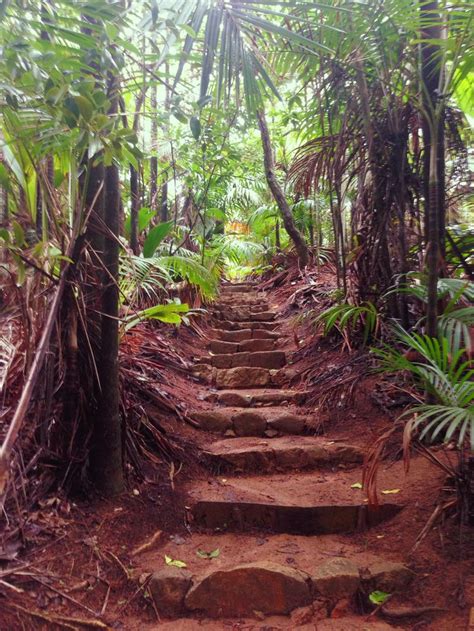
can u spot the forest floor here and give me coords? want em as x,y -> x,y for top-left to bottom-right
1,268 -> 473,630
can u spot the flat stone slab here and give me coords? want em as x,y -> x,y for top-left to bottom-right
217,297 -> 269,306
213,320 -> 278,331
190,406 -> 312,435
191,500 -> 402,534
204,436 -> 364,472
187,467 -> 406,534
210,328 -> 279,342
210,350 -> 286,369
209,339 -> 276,354
215,366 -> 273,389
205,389 -> 307,407
213,307 -> 274,320
220,284 -> 257,293
185,562 -> 311,616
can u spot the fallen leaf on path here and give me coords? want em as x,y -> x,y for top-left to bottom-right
351,482 -> 362,489
381,489 -> 400,494
164,555 -> 187,568
369,590 -> 391,605
196,548 -> 220,559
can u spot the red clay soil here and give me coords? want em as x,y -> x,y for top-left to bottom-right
1,269 -> 473,631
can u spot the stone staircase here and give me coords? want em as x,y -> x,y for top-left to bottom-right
142,282 -> 411,626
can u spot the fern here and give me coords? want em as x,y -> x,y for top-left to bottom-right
124,302 -> 190,332
315,302 -> 379,348
375,326 -> 474,451
153,255 -> 218,298
119,254 -> 169,306
120,252 -> 218,305
403,402 -> 474,452
438,306 -> 474,355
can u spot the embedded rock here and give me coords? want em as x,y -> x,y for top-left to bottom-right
361,561 -> 413,592
215,367 -> 272,389
148,567 -> 193,616
268,413 -> 306,434
216,391 -> 252,407
239,338 -> 276,352
184,562 -> 311,616
191,410 -> 232,432
232,411 -> 266,436
312,558 -> 361,598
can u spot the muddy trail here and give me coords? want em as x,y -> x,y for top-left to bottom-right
3,279 -> 472,630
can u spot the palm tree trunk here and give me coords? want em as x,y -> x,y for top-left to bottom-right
420,0 -> 444,337
150,83 -> 158,212
129,164 -> 139,254
90,75 -> 124,495
160,180 -> 169,222
256,109 -> 309,268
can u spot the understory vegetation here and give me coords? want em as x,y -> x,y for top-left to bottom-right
0,0 -> 473,540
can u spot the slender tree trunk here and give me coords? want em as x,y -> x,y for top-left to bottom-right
91,75 -> 124,495
256,109 -> 309,268
129,164 -> 139,254
160,180 -> 169,222
150,83 -> 158,213
420,0 -> 444,337
0,152 -> 8,264
275,219 -> 281,250
426,136 -> 440,338
35,177 -> 43,238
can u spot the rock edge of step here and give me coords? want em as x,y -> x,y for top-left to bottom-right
148,558 -> 412,619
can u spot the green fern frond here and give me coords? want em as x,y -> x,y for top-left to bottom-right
315,302 -> 379,347
154,255 -> 218,298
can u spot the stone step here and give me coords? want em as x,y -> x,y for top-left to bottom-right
210,328 -> 279,342
212,320 -> 278,331
191,405 -> 312,434
221,285 -> 257,293
192,500 -> 401,535
215,366 -> 277,389
187,469 -> 405,534
209,338 -> 276,354
217,298 -> 269,308
204,389 -> 307,407
213,310 -> 276,322
213,302 -> 270,313
142,530 -> 411,623
153,617 -> 402,630
203,436 -> 364,473
208,350 -> 286,370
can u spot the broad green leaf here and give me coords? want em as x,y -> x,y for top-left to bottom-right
143,221 -> 174,257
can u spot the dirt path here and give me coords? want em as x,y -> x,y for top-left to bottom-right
5,280 -> 470,630
133,282 -> 435,630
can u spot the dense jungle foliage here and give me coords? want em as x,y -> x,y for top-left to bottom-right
0,0 -> 473,505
